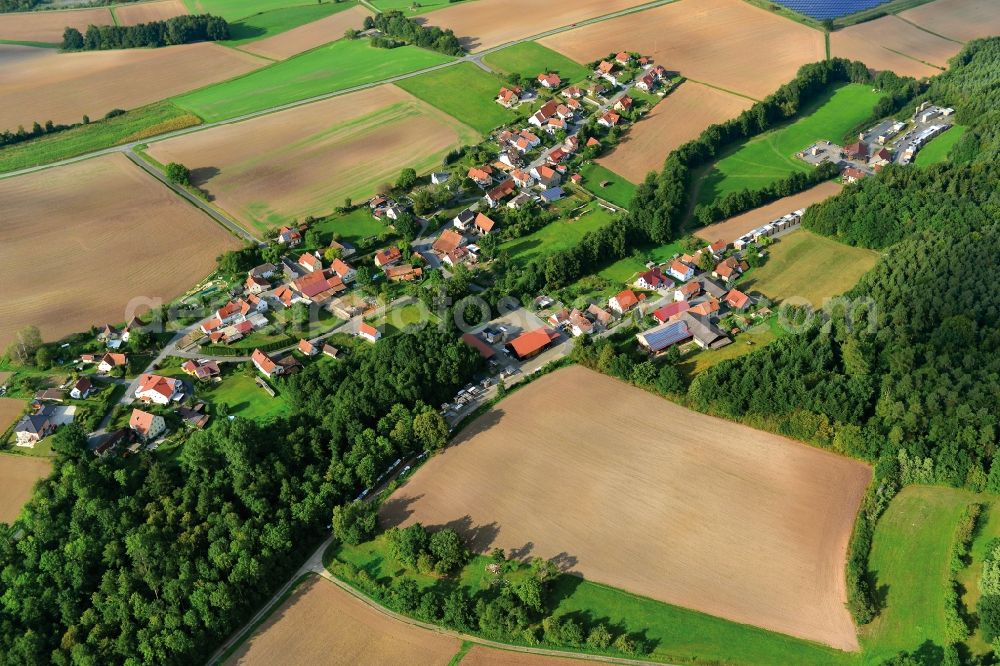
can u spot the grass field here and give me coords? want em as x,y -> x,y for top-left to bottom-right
182,0 -> 315,22
695,84 -> 884,205
578,162 -> 636,208
501,204 -> 616,265
382,365 -> 870,649
314,208 -> 390,245
373,302 -> 439,336
0,101 -> 200,174
222,2 -> 362,48
201,371 -> 290,421
679,319 -> 782,377
915,125 -> 966,166
369,0 -> 463,14
482,41 -> 590,83
173,39 -> 454,122
395,62 -> 517,134
593,240 -> 684,284
0,454 -> 51,525
740,230 -> 879,307
958,498 -> 1000,656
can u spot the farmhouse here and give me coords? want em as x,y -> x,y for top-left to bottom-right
277,225 -> 302,246
636,320 -> 692,353
635,266 -> 669,290
181,359 -> 220,380
293,270 -> 346,304
135,374 -> 182,405
385,264 -> 423,282
688,298 -> 720,317
433,229 -> 466,255
358,323 -> 381,344
587,304 -> 613,328
652,300 -> 691,323
129,409 -> 165,442
506,327 -> 559,360
13,412 -> 54,448
675,280 -> 702,302
680,312 -> 731,349
609,289 -> 642,315
252,348 -> 283,378
842,166 -> 867,184
496,85 -> 522,107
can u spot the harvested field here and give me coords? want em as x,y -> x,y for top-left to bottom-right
598,82 -> 753,182
0,42 -> 262,131
240,5 -> 372,60
226,576 -> 461,665
0,398 -> 26,433
541,0 -> 825,100
423,0 -> 654,52
383,365 -> 871,650
694,181 -> 843,243
0,454 -> 50,525
0,153 -> 240,348
115,0 -> 188,26
0,7 -> 111,43
830,15 -> 962,77
460,646 -> 586,666
148,85 -> 478,234
900,0 -> 1000,43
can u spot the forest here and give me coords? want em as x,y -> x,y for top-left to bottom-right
0,324 -> 481,663
61,14 -> 229,51
363,10 -> 465,56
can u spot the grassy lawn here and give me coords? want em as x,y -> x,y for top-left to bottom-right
173,40 -> 454,122
739,230 -> 878,307
329,535 -> 857,666
861,486 -> 983,663
678,321 -> 780,378
373,301 -> 438,336
395,62 -> 516,134
501,203 -> 617,266
696,84 -> 884,205
594,240 -> 684,284
222,2 -> 360,46
0,102 -> 200,174
182,0 -> 325,22
369,0 -> 464,14
482,41 -> 591,83
200,370 -> 291,421
914,125 -> 966,167
578,162 -> 636,208
314,208 -> 392,245
958,500 -> 1000,656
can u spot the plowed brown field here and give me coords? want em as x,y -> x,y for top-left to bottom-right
0,153 -> 240,348
540,0 -> 825,100
146,85 -> 479,234
0,7 -> 111,43
240,5 -> 372,60
598,82 -> 753,182
694,181 -> 843,243
226,576 -> 461,665
0,42 -> 263,131
423,0 -> 654,52
830,15 -> 963,77
115,0 -> 188,26
383,366 -> 870,651
0,454 -> 50,525
900,0 -> 1000,43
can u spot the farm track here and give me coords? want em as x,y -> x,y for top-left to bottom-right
0,0 -> 678,184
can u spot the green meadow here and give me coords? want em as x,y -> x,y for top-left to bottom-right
579,162 -> 636,208
173,39 -> 454,122
482,41 -> 591,83
696,83 -> 883,204
221,2 -> 360,46
915,125 -> 966,167
501,203 -> 617,265
395,62 -> 517,134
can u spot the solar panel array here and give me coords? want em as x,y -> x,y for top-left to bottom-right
771,0 -> 891,19
642,321 -> 692,352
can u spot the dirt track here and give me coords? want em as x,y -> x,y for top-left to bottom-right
461,646 -> 589,665
424,0 -> 654,52
0,153 -> 239,348
694,181 -> 843,243
226,576 -> 461,665
240,5 -> 372,60
383,365 -> 870,651
0,42 -> 262,131
0,7 -> 111,43
900,0 -> 1000,42
114,0 -> 188,26
0,453 -> 51,525
541,0 -> 824,100
830,15 -> 962,78
598,82 -> 753,182
146,85 -> 477,233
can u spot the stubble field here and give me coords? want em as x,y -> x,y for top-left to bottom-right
0,7 -> 111,43
597,81 -> 754,183
460,647 -> 586,665
382,365 -> 871,650
0,153 -> 240,348
114,0 -> 188,26
239,4 -> 371,60
0,454 -> 51,525
899,0 -> 1000,43
226,576 -> 461,665
0,42 -> 263,131
694,181 -> 842,243
147,85 -> 479,233
540,0 -> 825,100
0,398 -> 26,435
424,0 -> 655,52
830,15 -> 963,78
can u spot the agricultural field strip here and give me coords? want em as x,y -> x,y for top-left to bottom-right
0,0 -> 678,180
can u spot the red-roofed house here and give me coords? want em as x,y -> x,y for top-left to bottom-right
277,226 -> 302,246
652,301 -> 690,323
385,264 -> 423,282
246,274 -> 270,294
130,409 -> 165,441
358,322 -> 380,344
181,359 -> 220,380
468,166 -> 494,187
724,288 -> 751,311
462,333 -> 495,359
842,166 -> 867,184
70,377 -> 92,399
98,353 -> 127,373
615,51 -> 631,64
530,165 -> 561,188
635,266 -> 669,290
484,179 -> 516,208
609,289 -> 640,315
496,86 -> 521,107
668,260 -> 694,282
252,348 -> 282,377
598,110 -> 620,128
689,299 -> 720,317
135,373 -> 182,405
707,239 -> 728,255
331,258 -> 356,283
537,72 -> 561,89
374,246 -> 402,268
614,95 -> 633,112
433,229 -> 466,254
216,301 -> 241,325
298,252 -> 322,273
675,280 -> 702,302
298,339 -> 319,356
474,213 -> 496,235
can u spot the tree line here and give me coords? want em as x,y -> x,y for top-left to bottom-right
360,10 -> 464,56
61,14 -> 229,51
0,322 -> 482,663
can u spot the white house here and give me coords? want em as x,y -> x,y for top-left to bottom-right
130,409 -> 166,441
70,377 -> 92,399
134,374 -> 182,405
358,322 -> 381,344
667,260 -> 694,282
